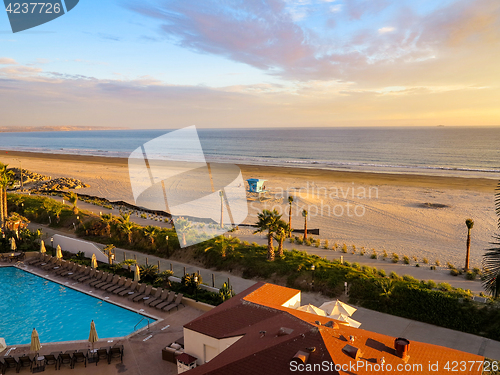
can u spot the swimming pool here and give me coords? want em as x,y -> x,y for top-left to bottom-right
0,267 -> 153,345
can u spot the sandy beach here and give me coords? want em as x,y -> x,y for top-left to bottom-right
0,150 -> 497,269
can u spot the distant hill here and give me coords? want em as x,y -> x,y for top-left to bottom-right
0,126 -> 128,133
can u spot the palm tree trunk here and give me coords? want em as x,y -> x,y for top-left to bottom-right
0,188 -> 4,229
465,228 -> 471,271
128,232 -> 132,244
278,237 -> 284,258
2,188 -> 7,223
288,204 -> 292,238
267,233 -> 275,261
304,217 -> 307,239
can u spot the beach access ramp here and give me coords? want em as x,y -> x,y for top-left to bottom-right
52,234 -> 109,264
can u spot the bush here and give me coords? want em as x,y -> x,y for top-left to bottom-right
341,244 -> 348,253
403,256 -> 410,264
360,247 -> 366,256
435,260 -> 441,267
437,282 -> 452,291
430,265 -> 436,270
450,269 -> 460,276
296,236 -> 304,245
426,280 -> 437,289
351,245 -> 356,254
314,238 -> 321,247
377,269 -> 386,277
389,271 -> 399,279
370,250 -> 377,259
382,249 -> 388,259
352,262 -> 360,270
465,271 -> 476,280
323,240 -> 329,249
415,263 -> 420,267
392,253 -> 399,263
402,274 -> 418,283
423,258 -> 429,264
305,238 -> 312,246
447,262 -> 456,270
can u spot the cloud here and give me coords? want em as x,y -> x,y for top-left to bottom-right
378,26 -> 395,34
0,58 -> 17,65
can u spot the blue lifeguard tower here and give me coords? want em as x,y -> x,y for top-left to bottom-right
246,179 -> 266,193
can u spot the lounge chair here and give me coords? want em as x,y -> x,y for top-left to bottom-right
114,279 -> 134,295
84,271 -> 105,285
17,355 -> 33,372
95,348 -> 109,366
144,288 -> 163,306
149,290 -> 170,307
127,284 -> 146,300
99,275 -> 120,290
77,268 -> 95,282
163,293 -> 184,313
41,258 -> 61,270
43,352 -> 60,370
24,253 -> 42,265
66,265 -> 85,279
133,285 -> 153,302
93,274 -> 114,289
53,261 -> 73,275
155,291 -> 176,310
39,257 -> 58,270
30,254 -> 50,266
73,350 -> 87,368
2,356 -> 19,373
105,277 -> 126,292
108,345 -> 124,364
57,263 -> 78,276
58,352 -> 73,369
117,281 -> 139,296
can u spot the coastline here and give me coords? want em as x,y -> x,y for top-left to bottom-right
0,149 -> 497,268
1,149 -> 497,192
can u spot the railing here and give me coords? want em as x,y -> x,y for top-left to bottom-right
134,317 -> 150,331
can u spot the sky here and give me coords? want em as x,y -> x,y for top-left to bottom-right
0,0 -> 499,128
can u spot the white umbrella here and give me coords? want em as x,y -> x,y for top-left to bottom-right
297,304 -> 327,316
91,254 -> 98,269
30,328 -> 41,354
40,240 -> 46,254
319,300 -> 357,317
328,313 -> 362,328
56,245 -> 63,259
10,237 -> 16,251
88,320 -> 98,350
134,265 -> 141,282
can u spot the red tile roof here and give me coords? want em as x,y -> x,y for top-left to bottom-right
184,282 -> 485,375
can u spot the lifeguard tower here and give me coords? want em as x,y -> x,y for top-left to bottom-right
246,179 -> 266,193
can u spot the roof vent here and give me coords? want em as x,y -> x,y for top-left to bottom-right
342,344 -> 363,360
306,347 -> 316,353
259,331 -> 266,338
324,321 -> 339,329
277,327 -> 294,337
394,338 -> 410,358
291,350 -> 310,366
315,321 -> 321,326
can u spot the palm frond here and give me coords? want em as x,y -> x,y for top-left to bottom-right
482,235 -> 500,298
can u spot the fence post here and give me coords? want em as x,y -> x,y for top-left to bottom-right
170,263 -> 173,272
183,266 -> 186,276
157,260 -> 160,273
212,274 -> 215,287
146,257 -> 148,266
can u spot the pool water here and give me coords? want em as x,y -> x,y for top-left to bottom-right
0,267 -> 152,345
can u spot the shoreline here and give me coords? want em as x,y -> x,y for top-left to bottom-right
1,149 -> 497,193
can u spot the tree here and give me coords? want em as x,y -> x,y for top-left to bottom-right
302,209 -> 308,239
0,164 -> 15,229
67,192 -> 79,215
205,235 -> 237,259
100,213 -> 113,237
483,185 -> 500,298
143,225 -> 157,246
288,196 -> 294,237
254,209 -> 281,261
465,218 -> 474,270
119,221 -> 135,244
120,259 -> 137,272
274,220 -> 291,258
174,217 -> 192,247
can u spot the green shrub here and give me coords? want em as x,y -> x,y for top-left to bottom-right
403,274 -> 418,283
435,260 -> 441,267
430,265 -> 436,270
465,271 -> 476,280
437,282 -> 452,291
314,238 -> 321,247
370,250 -> 377,259
341,244 -> 348,253
360,247 -> 366,256
323,240 -> 329,249
412,256 -> 418,262
447,262 -> 456,270
426,280 -> 437,289
352,262 -> 360,270
305,238 -> 312,246
389,271 -> 399,279
296,236 -> 304,245
382,249 -> 388,259
415,263 -> 420,267
450,269 -> 460,276
333,242 -> 338,250
377,269 -> 386,277
392,253 -> 399,263
351,245 -> 356,254
403,256 -> 410,264
423,257 -> 429,264
289,237 -> 295,244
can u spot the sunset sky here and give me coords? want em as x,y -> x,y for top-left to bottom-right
0,0 -> 499,128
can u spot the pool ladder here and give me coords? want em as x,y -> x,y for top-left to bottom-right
135,317 -> 150,332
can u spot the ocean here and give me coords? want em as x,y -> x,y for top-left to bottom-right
0,126 -> 499,179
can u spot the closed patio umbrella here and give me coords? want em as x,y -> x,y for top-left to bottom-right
31,328 -> 41,355
40,240 -> 46,254
297,304 -> 327,316
10,237 -> 16,251
56,245 -> 63,259
88,320 -> 99,350
328,313 -> 361,328
319,300 -> 357,317
91,253 -> 97,269
134,265 -> 141,282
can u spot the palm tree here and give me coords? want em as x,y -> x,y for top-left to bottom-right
0,164 -> 15,228
288,196 -> 294,237
302,209 -> 308,239
67,192 -> 79,215
483,185 -> 500,298
143,225 -> 157,246
205,235 -> 237,258
465,218 -> 474,270
274,220 -> 291,258
174,217 -> 192,247
119,221 -> 135,244
100,213 -> 113,237
254,209 -> 281,261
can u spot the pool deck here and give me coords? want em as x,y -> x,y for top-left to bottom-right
1,264 -> 205,375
